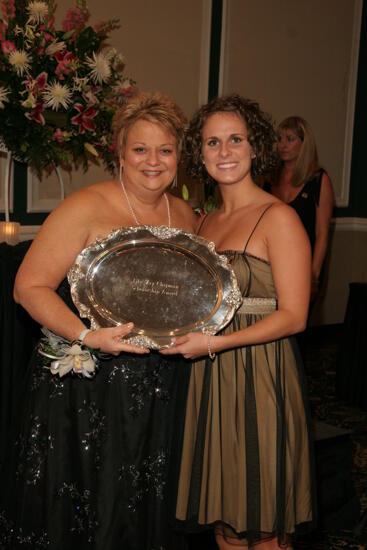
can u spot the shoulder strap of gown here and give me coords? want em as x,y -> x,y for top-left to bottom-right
197,213 -> 210,235
244,203 -> 274,252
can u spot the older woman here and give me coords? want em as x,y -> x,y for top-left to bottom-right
163,95 -> 316,549
1,92 -> 196,549
264,116 -> 334,299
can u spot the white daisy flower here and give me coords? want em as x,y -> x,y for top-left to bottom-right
9,49 -> 31,76
86,52 -> 111,84
42,81 -> 72,111
46,40 -> 66,56
0,87 -> 10,109
27,1 -> 49,24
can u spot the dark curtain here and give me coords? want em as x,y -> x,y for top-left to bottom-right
0,241 -> 40,470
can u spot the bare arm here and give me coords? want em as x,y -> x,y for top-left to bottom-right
162,204 -> 311,358
312,172 -> 334,282
14,189 -> 147,354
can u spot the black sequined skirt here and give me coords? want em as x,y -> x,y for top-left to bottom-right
0,348 -> 190,550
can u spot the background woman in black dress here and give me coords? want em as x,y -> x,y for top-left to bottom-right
264,116 -> 334,300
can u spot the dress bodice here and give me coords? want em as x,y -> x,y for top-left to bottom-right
288,169 -> 323,251
222,251 -> 276,300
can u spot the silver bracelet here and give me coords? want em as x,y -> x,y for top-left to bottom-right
207,333 -> 216,361
78,328 -> 92,344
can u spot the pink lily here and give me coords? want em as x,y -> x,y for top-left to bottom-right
1,39 -> 15,54
55,51 -> 76,80
71,103 -> 98,134
24,72 -> 48,95
83,89 -> 100,106
25,102 -> 45,125
1,0 -> 16,21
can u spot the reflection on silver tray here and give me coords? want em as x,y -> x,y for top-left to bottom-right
68,226 -> 242,349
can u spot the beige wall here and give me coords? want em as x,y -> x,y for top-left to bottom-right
311,224 -> 367,325
221,0 -> 361,207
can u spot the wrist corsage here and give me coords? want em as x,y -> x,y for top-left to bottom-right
38,327 -> 97,378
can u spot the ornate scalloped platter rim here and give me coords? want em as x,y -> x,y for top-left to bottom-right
68,225 -> 242,349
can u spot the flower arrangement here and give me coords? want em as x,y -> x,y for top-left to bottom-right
0,0 -> 136,173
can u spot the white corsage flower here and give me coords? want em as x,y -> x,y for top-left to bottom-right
50,343 -> 96,378
38,327 -> 97,378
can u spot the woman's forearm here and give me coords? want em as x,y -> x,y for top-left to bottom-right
312,172 -> 334,280
213,309 -> 307,353
311,231 -> 329,280
15,286 -> 86,342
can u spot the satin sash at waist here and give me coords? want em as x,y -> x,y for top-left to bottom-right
236,297 -> 277,315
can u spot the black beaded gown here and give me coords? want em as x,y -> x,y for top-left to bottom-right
0,278 -> 190,550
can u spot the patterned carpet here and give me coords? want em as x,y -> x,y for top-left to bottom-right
188,324 -> 367,550
294,324 -> 367,550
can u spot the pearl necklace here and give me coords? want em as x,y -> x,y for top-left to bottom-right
119,176 -> 171,228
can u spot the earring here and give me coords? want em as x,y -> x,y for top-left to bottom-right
171,175 -> 177,187
202,159 -> 205,165
119,163 -> 123,181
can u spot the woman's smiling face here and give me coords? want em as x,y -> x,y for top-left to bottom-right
201,111 -> 253,186
121,118 -> 178,192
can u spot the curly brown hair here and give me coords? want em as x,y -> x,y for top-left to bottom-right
112,91 -> 187,159
185,94 -> 278,185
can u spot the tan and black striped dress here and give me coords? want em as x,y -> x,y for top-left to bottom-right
175,241 -> 316,546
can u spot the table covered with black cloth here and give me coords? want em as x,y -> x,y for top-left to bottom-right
336,282 -> 367,410
0,241 -> 41,470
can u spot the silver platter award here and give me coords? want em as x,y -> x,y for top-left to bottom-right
68,226 -> 242,349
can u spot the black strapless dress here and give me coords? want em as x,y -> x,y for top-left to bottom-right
0,278 -> 190,550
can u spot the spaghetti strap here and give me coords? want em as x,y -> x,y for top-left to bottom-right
197,213 -> 210,235
244,203 -> 274,252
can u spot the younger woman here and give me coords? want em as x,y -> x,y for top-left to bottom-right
163,95 -> 316,549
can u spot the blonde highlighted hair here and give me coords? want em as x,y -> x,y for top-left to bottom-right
277,116 -> 320,187
112,91 -> 187,159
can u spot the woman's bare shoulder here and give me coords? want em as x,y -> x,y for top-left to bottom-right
54,180 -> 115,214
71,179 -> 116,202
168,194 -> 197,228
262,201 -> 309,248
265,200 -> 301,224
36,181 -> 115,241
